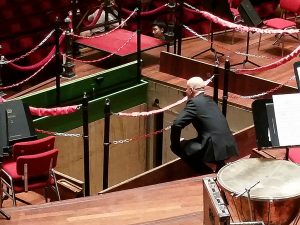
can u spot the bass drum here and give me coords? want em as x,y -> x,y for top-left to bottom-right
217,158 -> 300,225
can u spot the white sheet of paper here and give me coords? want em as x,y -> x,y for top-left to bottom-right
273,93 -> 300,146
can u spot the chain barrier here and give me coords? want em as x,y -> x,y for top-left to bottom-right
111,125 -> 171,145
184,2 -> 300,34
183,25 -> 281,61
36,129 -> 82,137
69,8 -> 137,39
1,30 -> 56,64
230,75 -> 295,99
0,54 -> 55,90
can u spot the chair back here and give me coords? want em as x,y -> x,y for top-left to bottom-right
16,149 -> 58,177
12,136 -> 55,160
280,0 -> 300,13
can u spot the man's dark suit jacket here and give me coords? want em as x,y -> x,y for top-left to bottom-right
170,94 -> 238,163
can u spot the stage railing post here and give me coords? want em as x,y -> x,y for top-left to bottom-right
177,0 -> 183,55
136,0 -> 142,83
62,17 -> 75,78
0,48 -> 4,96
103,98 -> 111,190
222,57 -> 230,117
54,17 -> 61,106
82,93 -> 90,196
165,0 -> 176,53
213,63 -> 220,104
153,99 -> 164,167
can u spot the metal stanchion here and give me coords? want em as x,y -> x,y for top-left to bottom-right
103,99 -> 111,190
153,99 -> 164,167
213,62 -> 220,104
54,17 -> 62,106
82,93 -> 90,196
136,0 -> 142,83
222,57 -> 230,117
61,17 -> 75,78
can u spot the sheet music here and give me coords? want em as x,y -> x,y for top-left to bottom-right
273,93 -> 300,146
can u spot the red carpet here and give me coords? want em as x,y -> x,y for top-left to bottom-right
76,29 -> 167,57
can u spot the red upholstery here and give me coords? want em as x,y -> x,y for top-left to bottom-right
289,148 -> 300,163
1,149 -> 58,193
12,136 -> 55,161
264,18 -> 296,29
258,0 -> 300,55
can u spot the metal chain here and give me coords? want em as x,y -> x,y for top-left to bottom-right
36,129 -> 82,137
2,30 -> 55,64
0,55 -> 55,90
69,8 -> 137,39
111,125 -> 171,145
230,75 -> 295,99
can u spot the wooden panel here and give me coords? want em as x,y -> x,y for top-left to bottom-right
2,175 -> 210,225
159,51 -> 298,97
54,104 -> 147,194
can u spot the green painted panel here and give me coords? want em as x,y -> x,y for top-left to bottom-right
33,81 -> 148,133
19,61 -> 139,107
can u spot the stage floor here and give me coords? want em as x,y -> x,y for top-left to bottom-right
1,175 -> 210,225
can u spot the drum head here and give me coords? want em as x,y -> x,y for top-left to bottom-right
217,158 -> 300,200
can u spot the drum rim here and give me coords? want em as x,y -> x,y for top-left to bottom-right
217,158 -> 300,201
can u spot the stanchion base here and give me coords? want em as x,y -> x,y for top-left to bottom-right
0,209 -> 11,220
231,58 -> 260,68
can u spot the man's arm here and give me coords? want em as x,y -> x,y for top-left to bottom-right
170,100 -> 197,154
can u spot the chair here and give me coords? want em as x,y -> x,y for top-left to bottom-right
0,149 -> 61,206
258,0 -> 300,56
11,136 -> 55,161
228,0 -> 243,44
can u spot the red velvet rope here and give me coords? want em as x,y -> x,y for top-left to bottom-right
83,6 -> 104,27
184,6 -> 299,34
29,105 -> 80,116
0,96 -> 80,116
236,44 -> 300,74
120,4 -> 168,17
7,34 -> 65,72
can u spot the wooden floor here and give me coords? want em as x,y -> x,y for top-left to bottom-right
2,30 -> 300,224
1,175 -> 209,224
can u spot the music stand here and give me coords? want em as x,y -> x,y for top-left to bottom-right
231,0 -> 262,68
192,0 -> 233,62
293,61 -> 300,92
252,95 -> 300,160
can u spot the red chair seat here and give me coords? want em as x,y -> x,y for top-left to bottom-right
289,147 -> 300,163
264,18 -> 296,29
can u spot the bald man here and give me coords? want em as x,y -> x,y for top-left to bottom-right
170,77 -> 238,173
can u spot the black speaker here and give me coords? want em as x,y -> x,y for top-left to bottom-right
238,0 -> 262,27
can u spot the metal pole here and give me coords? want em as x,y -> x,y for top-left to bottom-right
0,50 -> 4,96
82,93 -> 90,196
222,57 -> 230,117
61,17 -> 75,78
55,17 -> 61,106
177,0 -> 183,55
153,99 -> 163,167
136,0 -> 141,83
213,63 -> 219,104
103,98 -> 111,190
